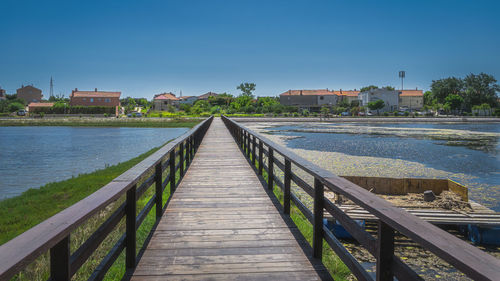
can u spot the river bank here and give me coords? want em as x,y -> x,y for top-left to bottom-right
233,116 -> 500,123
0,117 -> 202,127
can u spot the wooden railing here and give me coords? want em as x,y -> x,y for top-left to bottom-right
0,116 -> 213,281
222,115 -> 500,281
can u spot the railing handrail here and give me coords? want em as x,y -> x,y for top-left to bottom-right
222,115 -> 500,281
0,116 -> 213,280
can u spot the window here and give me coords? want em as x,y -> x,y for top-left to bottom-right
83,98 -> 86,101
90,98 -> 94,102
98,98 -> 101,101
105,98 -> 110,102
320,96 -> 324,100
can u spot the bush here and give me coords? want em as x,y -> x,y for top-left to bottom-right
404,111 -> 410,116
8,102 -> 24,112
383,112 -> 389,116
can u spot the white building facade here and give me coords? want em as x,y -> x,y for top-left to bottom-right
358,89 -> 399,113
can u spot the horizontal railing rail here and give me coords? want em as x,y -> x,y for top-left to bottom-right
221,115 -> 500,281
0,116 -> 213,281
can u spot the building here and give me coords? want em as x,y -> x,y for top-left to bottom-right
179,96 -> 197,105
69,88 -> 121,107
0,88 -> 5,100
197,92 -> 218,100
335,90 -> 360,105
399,89 -> 424,110
358,88 -> 399,113
17,85 -> 42,103
28,102 -> 54,113
279,89 -> 338,111
152,92 -> 179,111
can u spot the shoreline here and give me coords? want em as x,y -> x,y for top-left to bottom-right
0,117 -> 202,127
233,116 -> 500,123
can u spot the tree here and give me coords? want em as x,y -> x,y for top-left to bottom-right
444,94 -> 464,111
462,73 -> 500,109
382,86 -> 395,90
423,91 -> 434,106
360,85 -> 378,92
431,77 -> 464,104
320,105 -> 330,117
8,102 -> 24,112
237,82 -> 256,98
368,99 -> 385,115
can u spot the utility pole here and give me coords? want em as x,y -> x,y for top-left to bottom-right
398,71 -> 405,91
49,76 -> 54,98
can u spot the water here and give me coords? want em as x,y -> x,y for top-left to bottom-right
0,126 -> 189,200
261,122 -> 500,211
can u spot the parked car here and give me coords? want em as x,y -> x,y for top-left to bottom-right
17,110 -> 26,116
127,111 -> 142,117
341,111 -> 350,116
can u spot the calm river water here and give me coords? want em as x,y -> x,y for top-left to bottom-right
0,126 -> 188,200
255,122 -> 500,211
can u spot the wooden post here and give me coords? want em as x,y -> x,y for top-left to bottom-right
252,135 -> 256,166
313,178 -> 324,259
376,221 -> 395,281
186,137 -> 190,166
268,147 -> 274,190
155,162 -> 162,219
258,141 -> 263,175
50,235 -> 70,281
246,132 -> 251,158
169,150 -> 176,193
126,184 -> 137,269
284,159 -> 291,215
180,142 -> 184,177
190,136 -> 194,160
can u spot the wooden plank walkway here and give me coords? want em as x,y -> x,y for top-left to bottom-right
130,118 -> 330,280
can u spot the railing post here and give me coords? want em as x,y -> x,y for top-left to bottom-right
169,150 -> 176,193
313,178 -> 324,259
246,132 -> 251,158
50,235 -> 70,281
186,137 -> 190,166
252,135 -> 256,166
190,136 -> 194,160
258,140 -> 263,175
268,147 -> 274,190
376,221 -> 394,281
126,184 -> 137,269
180,141 -> 184,177
155,162 -> 162,219
242,130 -> 245,150
284,159 -> 291,215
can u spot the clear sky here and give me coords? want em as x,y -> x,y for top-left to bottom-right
1,0 -> 499,99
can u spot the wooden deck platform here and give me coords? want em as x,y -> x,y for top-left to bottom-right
130,118 -> 330,280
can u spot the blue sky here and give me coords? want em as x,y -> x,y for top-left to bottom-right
1,0 -> 499,98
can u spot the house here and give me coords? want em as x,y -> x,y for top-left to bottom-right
69,88 -> 121,116
28,102 -> 54,113
17,85 -> 42,103
334,90 -> 360,105
279,89 -> 338,111
398,89 -> 424,110
197,92 -> 218,100
358,88 -> 399,113
0,88 -> 5,100
179,96 -> 198,105
152,92 -> 179,111
69,88 -> 121,107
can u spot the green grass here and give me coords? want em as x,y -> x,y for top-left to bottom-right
2,141 -> 190,280
0,118 -> 201,127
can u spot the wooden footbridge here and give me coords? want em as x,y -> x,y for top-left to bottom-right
1,117 -> 499,281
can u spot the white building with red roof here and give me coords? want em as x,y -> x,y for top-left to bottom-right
152,92 -> 179,111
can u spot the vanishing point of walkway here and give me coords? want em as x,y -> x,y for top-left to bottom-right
130,118 -> 328,280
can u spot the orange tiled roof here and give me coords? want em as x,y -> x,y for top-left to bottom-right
333,90 -> 360,97
72,91 -> 121,98
154,93 -> 179,100
400,90 -> 423,97
198,92 -> 218,99
280,89 -> 335,96
28,102 -> 54,107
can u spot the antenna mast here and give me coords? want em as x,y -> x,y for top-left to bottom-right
50,76 -> 54,97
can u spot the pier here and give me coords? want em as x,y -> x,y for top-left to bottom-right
0,116 -> 499,281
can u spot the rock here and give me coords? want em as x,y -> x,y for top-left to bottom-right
424,190 -> 436,202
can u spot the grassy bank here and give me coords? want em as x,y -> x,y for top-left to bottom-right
0,117 -> 201,127
0,142 -> 185,280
